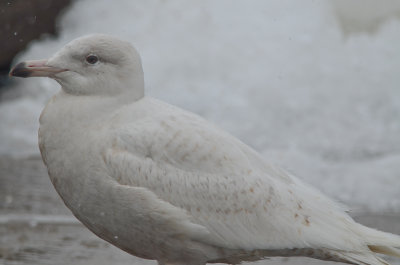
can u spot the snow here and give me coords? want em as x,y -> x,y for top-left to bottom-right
1,0 -> 400,213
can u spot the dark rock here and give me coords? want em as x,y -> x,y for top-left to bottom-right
0,0 -> 73,87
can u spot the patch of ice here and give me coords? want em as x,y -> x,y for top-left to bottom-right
0,214 -> 79,225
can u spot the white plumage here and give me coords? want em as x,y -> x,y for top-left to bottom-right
10,34 -> 400,265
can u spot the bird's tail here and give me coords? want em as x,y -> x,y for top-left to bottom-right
335,250 -> 391,265
360,222 -> 400,260
356,222 -> 400,249
334,223 -> 400,265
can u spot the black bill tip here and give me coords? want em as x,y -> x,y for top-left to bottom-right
9,62 -> 31,78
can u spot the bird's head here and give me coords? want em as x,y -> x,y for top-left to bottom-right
10,34 -> 144,100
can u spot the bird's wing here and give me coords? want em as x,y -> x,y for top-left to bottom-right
103,100 -> 367,252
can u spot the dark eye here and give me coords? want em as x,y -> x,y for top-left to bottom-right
86,54 -> 99,64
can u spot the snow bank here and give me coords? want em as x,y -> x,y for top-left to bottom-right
1,0 -> 400,212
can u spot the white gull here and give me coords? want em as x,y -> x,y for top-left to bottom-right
9,34 -> 400,265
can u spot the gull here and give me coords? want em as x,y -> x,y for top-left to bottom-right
10,34 -> 400,265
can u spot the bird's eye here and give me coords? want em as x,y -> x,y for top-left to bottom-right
86,54 -> 99,65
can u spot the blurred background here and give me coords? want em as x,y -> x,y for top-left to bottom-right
0,0 -> 399,264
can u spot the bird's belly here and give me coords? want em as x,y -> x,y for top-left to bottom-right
44,164 -> 155,258
42,152 -> 215,262
70,187 -> 220,263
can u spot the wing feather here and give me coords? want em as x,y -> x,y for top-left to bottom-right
103,98 -> 370,252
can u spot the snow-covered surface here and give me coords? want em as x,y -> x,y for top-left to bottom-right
1,0 -> 399,212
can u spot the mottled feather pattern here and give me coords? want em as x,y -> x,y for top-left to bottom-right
103,98 -> 377,252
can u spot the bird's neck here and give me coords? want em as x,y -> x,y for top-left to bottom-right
38,90 -> 133,167
41,90 -> 137,124
58,75 -> 145,103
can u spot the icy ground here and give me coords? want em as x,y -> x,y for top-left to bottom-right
1,0 -> 399,212
1,156 -> 399,265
